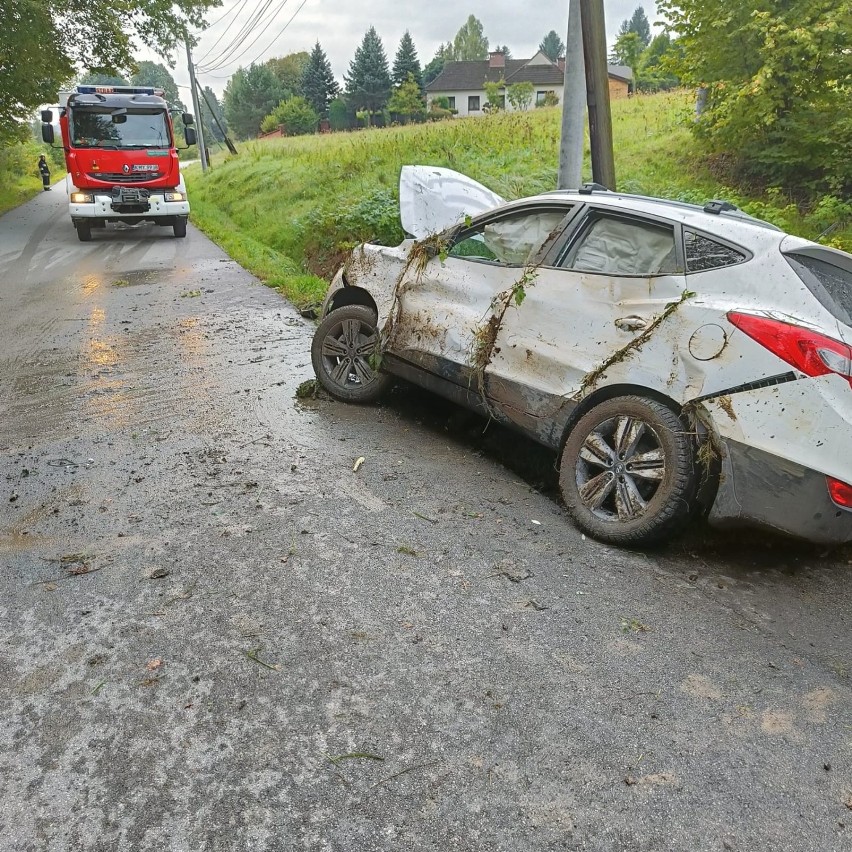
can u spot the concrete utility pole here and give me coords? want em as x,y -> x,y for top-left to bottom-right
185,36 -> 209,172
557,0 -> 586,189
579,0 -> 615,189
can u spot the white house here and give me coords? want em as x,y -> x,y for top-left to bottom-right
426,50 -> 633,117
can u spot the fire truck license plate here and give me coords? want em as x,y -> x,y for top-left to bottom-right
131,164 -> 158,172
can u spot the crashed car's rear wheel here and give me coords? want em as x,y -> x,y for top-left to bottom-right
559,395 -> 697,546
311,305 -> 391,403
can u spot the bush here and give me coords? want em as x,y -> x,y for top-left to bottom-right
328,98 -> 351,131
261,96 -> 319,136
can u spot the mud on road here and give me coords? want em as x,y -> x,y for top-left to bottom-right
1,195 -> 851,851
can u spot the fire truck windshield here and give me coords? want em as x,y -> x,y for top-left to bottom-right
69,108 -> 171,149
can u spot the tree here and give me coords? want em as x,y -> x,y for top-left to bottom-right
200,86 -> 227,142
328,97 -> 351,131
423,44 -> 453,85
0,0 -> 217,144
484,80 -> 506,111
301,42 -> 340,118
260,97 -> 318,136
539,30 -> 565,62
493,44 -> 513,59
658,0 -> 850,191
265,52 -> 310,99
392,31 -> 423,91
618,7 -> 652,48
130,62 -> 184,111
79,72 -> 130,87
452,15 -> 489,61
223,64 -> 285,139
635,34 -> 680,92
344,26 -> 392,125
388,74 -> 426,122
610,31 -> 643,77
507,82 -> 534,111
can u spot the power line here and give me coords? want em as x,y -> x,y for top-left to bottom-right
195,0 -> 255,64
199,0 -> 293,72
200,0 -> 310,75
201,0 -> 248,32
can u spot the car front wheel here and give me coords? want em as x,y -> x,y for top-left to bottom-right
311,305 -> 391,403
559,395 -> 697,546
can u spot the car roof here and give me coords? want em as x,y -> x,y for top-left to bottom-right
505,188 -> 785,237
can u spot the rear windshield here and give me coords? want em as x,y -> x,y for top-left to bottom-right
785,252 -> 852,325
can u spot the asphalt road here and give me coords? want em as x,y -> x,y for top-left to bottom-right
1,191 -> 850,852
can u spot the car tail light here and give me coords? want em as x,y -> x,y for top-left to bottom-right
827,477 -> 852,510
727,312 -> 852,388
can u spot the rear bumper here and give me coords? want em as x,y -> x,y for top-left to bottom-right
70,194 -> 189,220
709,439 -> 852,545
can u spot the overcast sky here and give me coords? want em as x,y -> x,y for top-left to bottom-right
142,0 -> 663,99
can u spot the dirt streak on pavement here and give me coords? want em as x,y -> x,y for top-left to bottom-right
0,192 -> 850,852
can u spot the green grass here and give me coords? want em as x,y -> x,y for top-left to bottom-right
184,91 -> 852,309
0,139 -> 66,215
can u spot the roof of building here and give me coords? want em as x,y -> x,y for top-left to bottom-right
427,55 -> 633,92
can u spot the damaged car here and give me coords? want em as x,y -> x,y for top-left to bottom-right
311,166 -> 852,547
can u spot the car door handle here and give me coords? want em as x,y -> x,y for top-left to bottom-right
614,315 -> 648,331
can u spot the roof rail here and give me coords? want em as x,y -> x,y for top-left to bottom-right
704,199 -> 738,215
578,182 -> 611,195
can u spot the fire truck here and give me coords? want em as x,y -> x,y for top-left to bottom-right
41,85 -> 197,242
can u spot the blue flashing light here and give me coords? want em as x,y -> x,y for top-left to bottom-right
76,86 -> 160,96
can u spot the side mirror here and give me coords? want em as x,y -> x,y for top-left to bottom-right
183,112 -> 194,125
41,109 -> 53,123
42,124 -> 55,144
184,126 -> 197,146
112,114 -> 127,124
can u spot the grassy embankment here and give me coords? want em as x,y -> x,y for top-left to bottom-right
0,140 -> 65,215
185,91 -> 852,310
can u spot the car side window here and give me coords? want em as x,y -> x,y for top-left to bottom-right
449,210 -> 568,267
684,230 -> 746,272
558,214 -> 679,276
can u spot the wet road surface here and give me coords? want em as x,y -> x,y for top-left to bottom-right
1,191 -> 851,851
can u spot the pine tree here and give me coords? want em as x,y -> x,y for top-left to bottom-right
538,30 -> 565,62
423,43 -> 452,85
618,7 -> 652,48
301,41 -> 340,118
223,63 -> 285,139
392,31 -> 423,91
344,26 -> 392,124
493,44 -> 512,59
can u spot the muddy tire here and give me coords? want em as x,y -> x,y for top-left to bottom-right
76,222 -> 92,242
559,395 -> 697,547
173,217 -> 187,238
311,305 -> 391,403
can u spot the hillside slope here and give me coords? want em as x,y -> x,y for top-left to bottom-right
185,92 -> 851,309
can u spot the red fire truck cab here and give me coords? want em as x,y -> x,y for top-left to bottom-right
41,86 -> 197,242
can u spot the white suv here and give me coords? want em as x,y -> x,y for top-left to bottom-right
311,167 -> 852,547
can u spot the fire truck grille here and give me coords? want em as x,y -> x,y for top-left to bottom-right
88,172 -> 162,183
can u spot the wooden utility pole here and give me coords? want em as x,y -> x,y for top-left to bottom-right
557,0 -> 586,189
197,82 -> 238,156
185,36 -> 209,172
579,0 -> 615,189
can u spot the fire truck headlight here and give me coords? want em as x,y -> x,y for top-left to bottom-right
165,191 -> 185,202
70,192 -> 94,203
